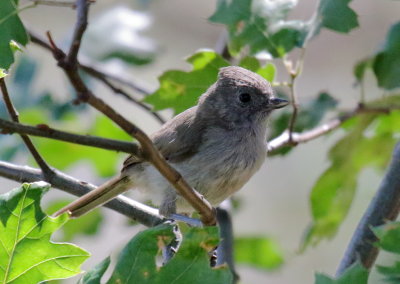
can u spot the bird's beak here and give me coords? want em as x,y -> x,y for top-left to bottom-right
269,97 -> 289,109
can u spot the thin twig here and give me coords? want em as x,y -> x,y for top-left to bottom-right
336,142 -> 400,275
216,207 -> 239,283
0,118 -> 142,155
284,49 -> 305,142
267,105 -> 400,152
79,64 -> 151,96
0,161 -> 164,227
28,30 -> 162,123
31,0 -> 76,7
66,0 -> 89,64
0,78 -> 54,179
44,1 -> 216,225
80,66 -> 165,124
286,75 -> 298,142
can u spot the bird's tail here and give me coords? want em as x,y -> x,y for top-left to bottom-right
53,175 -> 132,218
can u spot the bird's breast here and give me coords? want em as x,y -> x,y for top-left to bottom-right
179,126 -> 267,205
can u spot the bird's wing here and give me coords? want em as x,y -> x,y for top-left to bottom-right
122,106 -> 204,171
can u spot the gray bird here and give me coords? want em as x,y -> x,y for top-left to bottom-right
55,66 -> 288,218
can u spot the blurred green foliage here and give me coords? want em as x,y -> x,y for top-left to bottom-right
234,236 -> 284,270
303,97 -> 400,248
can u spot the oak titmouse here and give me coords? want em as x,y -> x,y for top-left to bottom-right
55,66 -> 288,218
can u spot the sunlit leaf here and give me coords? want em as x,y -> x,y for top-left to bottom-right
0,69 -> 7,78
0,182 -> 89,283
234,236 -> 284,270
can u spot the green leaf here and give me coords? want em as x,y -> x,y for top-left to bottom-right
0,182 -> 90,284
373,22 -> 400,90
373,222 -> 400,254
0,69 -> 7,78
317,0 -> 359,33
376,262 -> 400,284
0,0 -> 29,69
314,262 -> 368,284
46,199 -> 103,241
105,224 -> 232,283
373,222 -> 400,283
302,97 -> 400,248
239,56 -> 276,82
145,51 -> 277,114
144,50 -> 229,114
209,0 -> 307,57
234,236 -> 284,270
353,57 -> 373,83
78,257 -> 110,284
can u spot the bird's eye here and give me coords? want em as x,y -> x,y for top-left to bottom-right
239,93 -> 251,103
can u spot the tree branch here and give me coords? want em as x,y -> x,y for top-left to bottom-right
43,0 -> 216,225
0,160 -> 164,227
80,65 -> 165,124
216,207 -> 239,283
66,0 -> 89,64
0,118 -> 142,155
336,142 -> 400,275
267,105 -> 400,153
283,51 -> 305,143
29,31 -> 158,122
0,78 -> 54,179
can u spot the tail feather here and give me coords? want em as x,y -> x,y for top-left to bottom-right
54,175 -> 132,218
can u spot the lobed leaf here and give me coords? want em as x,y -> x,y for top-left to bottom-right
0,182 -> 89,284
